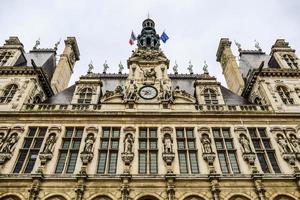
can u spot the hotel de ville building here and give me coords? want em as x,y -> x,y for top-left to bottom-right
0,18 -> 300,200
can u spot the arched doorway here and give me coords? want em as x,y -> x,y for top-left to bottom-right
274,195 -> 296,200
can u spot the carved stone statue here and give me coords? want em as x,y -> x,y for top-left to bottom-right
277,134 -> 292,153
203,61 -> 208,74
187,61 -> 193,74
173,61 -> 178,74
103,60 -> 109,73
83,134 -> 95,153
239,134 -> 252,153
42,134 -> 56,153
163,135 -> 173,153
142,67 -> 156,82
124,80 -> 137,100
1,133 -> 18,153
201,134 -> 212,153
124,134 -> 134,153
161,80 -> 172,101
289,134 -> 300,153
118,61 -> 124,74
87,61 -> 94,73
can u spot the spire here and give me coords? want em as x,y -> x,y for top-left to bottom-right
137,18 -> 160,49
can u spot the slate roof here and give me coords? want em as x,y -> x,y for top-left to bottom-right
43,73 -> 252,105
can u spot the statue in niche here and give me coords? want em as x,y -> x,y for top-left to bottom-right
0,133 -> 4,150
1,133 -> 18,153
83,134 -> 95,153
160,80 -> 173,101
239,134 -> 252,153
163,134 -> 173,153
124,134 -> 134,154
142,67 -> 156,82
124,80 -> 137,100
277,134 -> 292,153
289,134 -> 300,153
201,134 -> 212,153
42,133 -> 56,153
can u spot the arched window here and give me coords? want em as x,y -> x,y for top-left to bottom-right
45,195 -> 67,200
204,88 -> 218,104
0,195 -> 21,200
276,86 -> 293,105
184,195 -> 205,200
78,88 -> 92,104
229,195 -> 251,200
91,196 -> 112,200
274,195 -> 296,200
0,84 -> 18,103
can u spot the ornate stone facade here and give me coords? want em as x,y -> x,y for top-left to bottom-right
0,19 -> 299,200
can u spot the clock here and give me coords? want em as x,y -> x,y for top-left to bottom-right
139,86 -> 158,100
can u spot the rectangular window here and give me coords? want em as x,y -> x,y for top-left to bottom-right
212,128 -> 240,174
55,127 -> 83,173
13,127 -> 47,173
248,127 -> 281,173
138,127 -> 158,174
176,128 -> 199,174
97,127 -> 120,174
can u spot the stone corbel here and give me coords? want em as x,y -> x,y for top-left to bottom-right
165,173 -> 176,200
198,127 -> 216,173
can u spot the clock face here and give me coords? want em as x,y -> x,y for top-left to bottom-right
139,86 -> 158,100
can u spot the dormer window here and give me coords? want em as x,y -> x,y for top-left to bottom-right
204,88 -> 218,104
282,54 -> 298,69
276,86 -> 293,105
0,84 -> 18,103
78,88 -> 92,104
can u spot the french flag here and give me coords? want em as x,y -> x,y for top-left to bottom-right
129,31 -> 137,45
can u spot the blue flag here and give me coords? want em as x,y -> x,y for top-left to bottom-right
161,31 -> 169,43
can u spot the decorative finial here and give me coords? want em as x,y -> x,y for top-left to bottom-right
54,38 -> 61,50
234,40 -> 242,51
103,60 -> 109,74
118,61 -> 124,74
187,61 -> 193,74
88,60 -> 94,74
173,61 -> 178,75
33,38 -> 40,49
254,40 -> 262,51
147,12 -> 150,19
203,61 -> 209,74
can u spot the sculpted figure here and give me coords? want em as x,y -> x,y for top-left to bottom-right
201,134 -> 212,153
1,133 -> 18,153
161,81 -> 172,101
164,135 -> 173,153
289,134 -> 300,153
239,134 -> 252,153
114,85 -> 123,95
43,134 -> 56,153
124,134 -> 134,153
84,134 -> 95,153
125,80 -> 137,100
277,134 -> 292,153
142,68 -> 156,81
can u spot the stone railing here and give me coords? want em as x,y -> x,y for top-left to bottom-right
195,104 -> 272,113
23,104 -> 102,112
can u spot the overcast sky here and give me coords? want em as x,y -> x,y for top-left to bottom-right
1,0 -> 299,87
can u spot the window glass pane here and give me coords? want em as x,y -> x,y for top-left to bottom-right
62,140 -> 70,149
215,141 -> 224,149
149,129 -> 157,138
225,140 -> 234,150
176,130 -> 184,138
38,128 -> 47,137
228,153 -> 240,173
150,152 -> 157,173
252,139 -> 261,150
108,152 -> 118,174
189,152 -> 199,173
178,152 -> 188,173
97,152 -> 107,174
55,152 -> 67,173
72,140 -> 81,149
188,140 -> 195,149
139,152 -> 147,173
258,128 -> 267,137
177,141 -> 185,149
66,152 -> 78,173
33,138 -> 43,148
186,130 -> 194,138
101,140 -> 108,149
139,129 -> 147,138
103,129 -> 110,138
150,141 -> 157,149
112,129 -> 120,138
23,138 -> 33,148
139,140 -> 147,149
257,153 -> 270,173
24,150 -> 38,173
13,151 -> 27,173
248,128 -> 257,138
213,129 -> 221,138
75,128 -> 83,138
111,140 -> 119,149
267,152 -> 281,173
28,128 -> 37,136
222,129 -> 231,138
262,139 -> 271,149
65,128 -> 73,137
218,152 -> 229,173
